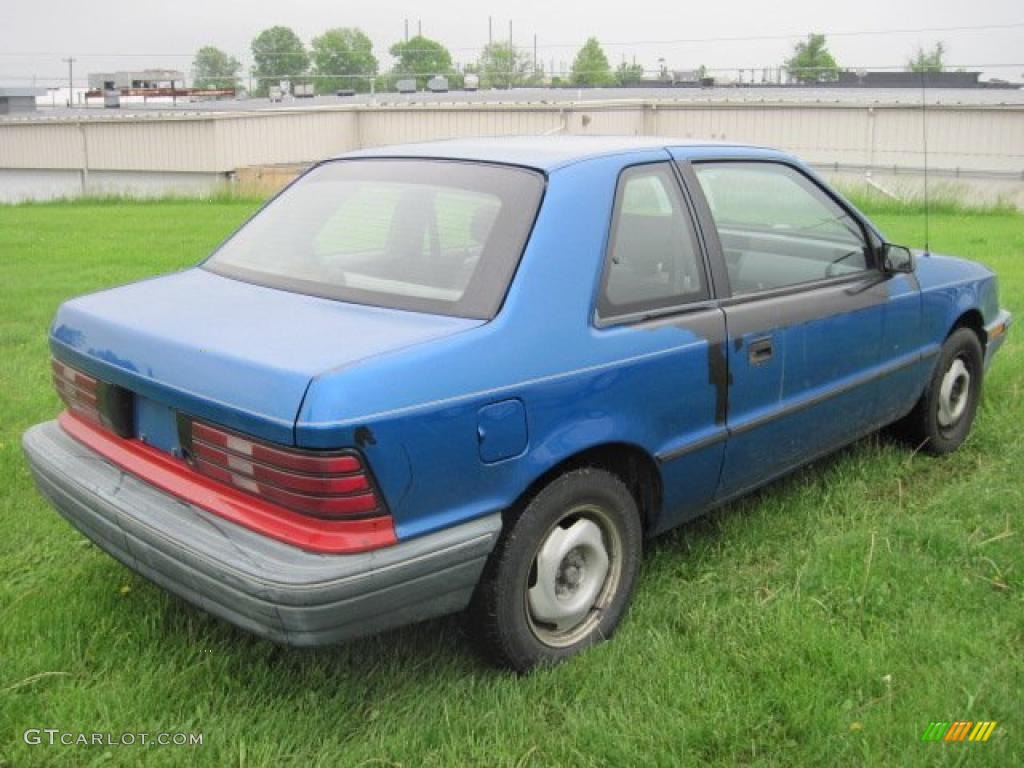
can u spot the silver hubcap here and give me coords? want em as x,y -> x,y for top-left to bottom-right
937,357 -> 971,428
526,506 -> 621,647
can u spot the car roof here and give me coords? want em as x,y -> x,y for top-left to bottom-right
334,135 -> 767,172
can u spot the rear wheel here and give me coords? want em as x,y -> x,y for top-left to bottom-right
469,468 -> 642,672
900,328 -> 984,455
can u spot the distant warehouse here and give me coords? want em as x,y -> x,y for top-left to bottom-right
0,88 -> 45,115
835,70 -> 987,88
85,68 -> 233,104
88,69 -> 185,91
0,88 -> 1021,207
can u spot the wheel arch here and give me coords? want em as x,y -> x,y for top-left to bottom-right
509,442 -> 663,537
949,308 -> 986,350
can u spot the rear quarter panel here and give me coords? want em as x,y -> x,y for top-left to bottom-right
297,149 -> 722,540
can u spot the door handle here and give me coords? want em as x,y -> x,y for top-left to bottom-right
748,337 -> 774,365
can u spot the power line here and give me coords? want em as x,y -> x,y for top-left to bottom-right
541,22 -> 1024,49
0,21 -> 1021,58
6,64 -> 1024,84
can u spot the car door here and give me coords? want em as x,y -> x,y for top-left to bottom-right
594,161 -> 728,531
680,159 -> 890,500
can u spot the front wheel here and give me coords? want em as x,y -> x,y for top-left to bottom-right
468,468 -> 642,672
900,327 -> 984,455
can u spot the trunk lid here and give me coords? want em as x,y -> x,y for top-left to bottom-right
51,268 -> 482,445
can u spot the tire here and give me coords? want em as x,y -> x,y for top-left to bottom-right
900,327 -> 984,455
468,468 -> 643,672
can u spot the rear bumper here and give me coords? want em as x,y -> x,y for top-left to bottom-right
22,420 -> 501,646
985,309 -> 1012,370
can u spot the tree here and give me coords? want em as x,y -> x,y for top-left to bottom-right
311,28 -> 377,93
251,26 -> 309,96
909,42 -> 946,73
615,60 -> 645,87
192,46 -> 241,90
389,35 -> 452,90
525,61 -> 545,87
571,38 -> 614,87
479,41 -> 533,88
785,33 -> 839,83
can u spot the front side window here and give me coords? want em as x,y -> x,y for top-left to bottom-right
693,162 -> 869,295
205,159 -> 544,319
598,163 -> 707,319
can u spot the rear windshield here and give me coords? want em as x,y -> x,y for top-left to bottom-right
204,159 -> 545,319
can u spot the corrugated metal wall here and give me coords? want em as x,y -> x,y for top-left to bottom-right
0,122 -> 90,168
213,111 -> 361,169
1,101 -> 1021,196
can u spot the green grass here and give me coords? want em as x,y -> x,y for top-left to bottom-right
0,199 -> 1021,767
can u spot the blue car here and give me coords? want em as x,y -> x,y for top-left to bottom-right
23,137 -> 1011,670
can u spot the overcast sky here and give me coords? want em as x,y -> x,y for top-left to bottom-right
2,0 -> 1022,86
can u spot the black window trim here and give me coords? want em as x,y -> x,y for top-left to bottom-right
593,160 -> 717,328
717,269 -> 889,310
679,157 -> 887,302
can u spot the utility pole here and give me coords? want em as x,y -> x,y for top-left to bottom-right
418,19 -> 422,37
62,57 -> 76,107
488,17 -> 492,46
508,20 -> 513,89
404,19 -> 408,42
533,34 -> 537,75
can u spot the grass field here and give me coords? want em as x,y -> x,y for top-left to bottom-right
0,197 -> 1021,767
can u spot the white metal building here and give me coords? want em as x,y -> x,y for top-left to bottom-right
1,88 -> 1022,206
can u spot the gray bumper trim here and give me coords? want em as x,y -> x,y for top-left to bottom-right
22,420 -> 502,646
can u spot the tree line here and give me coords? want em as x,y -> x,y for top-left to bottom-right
782,34 -> 946,82
193,28 -> 950,95
193,27 -> 624,95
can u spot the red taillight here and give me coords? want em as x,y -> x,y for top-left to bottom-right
191,422 -> 361,474
52,358 -> 101,422
186,419 -> 385,520
59,412 -> 396,553
52,358 -> 134,437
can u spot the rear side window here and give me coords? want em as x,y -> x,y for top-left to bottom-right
693,162 -> 869,295
205,159 -> 544,319
598,163 -> 707,319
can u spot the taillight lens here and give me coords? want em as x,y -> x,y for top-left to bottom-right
52,358 -> 134,437
52,358 -> 100,420
184,420 -> 385,519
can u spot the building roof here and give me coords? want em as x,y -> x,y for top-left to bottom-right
1,85 -> 1021,125
337,135 -> 762,171
0,88 -> 47,98
87,69 -> 185,79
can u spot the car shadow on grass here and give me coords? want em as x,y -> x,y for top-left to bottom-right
639,425 -> 940,564
131,427 -> 959,687
148,578 -> 497,686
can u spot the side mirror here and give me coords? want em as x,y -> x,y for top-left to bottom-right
881,243 -> 915,274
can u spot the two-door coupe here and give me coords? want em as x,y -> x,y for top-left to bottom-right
23,137 -> 1011,670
